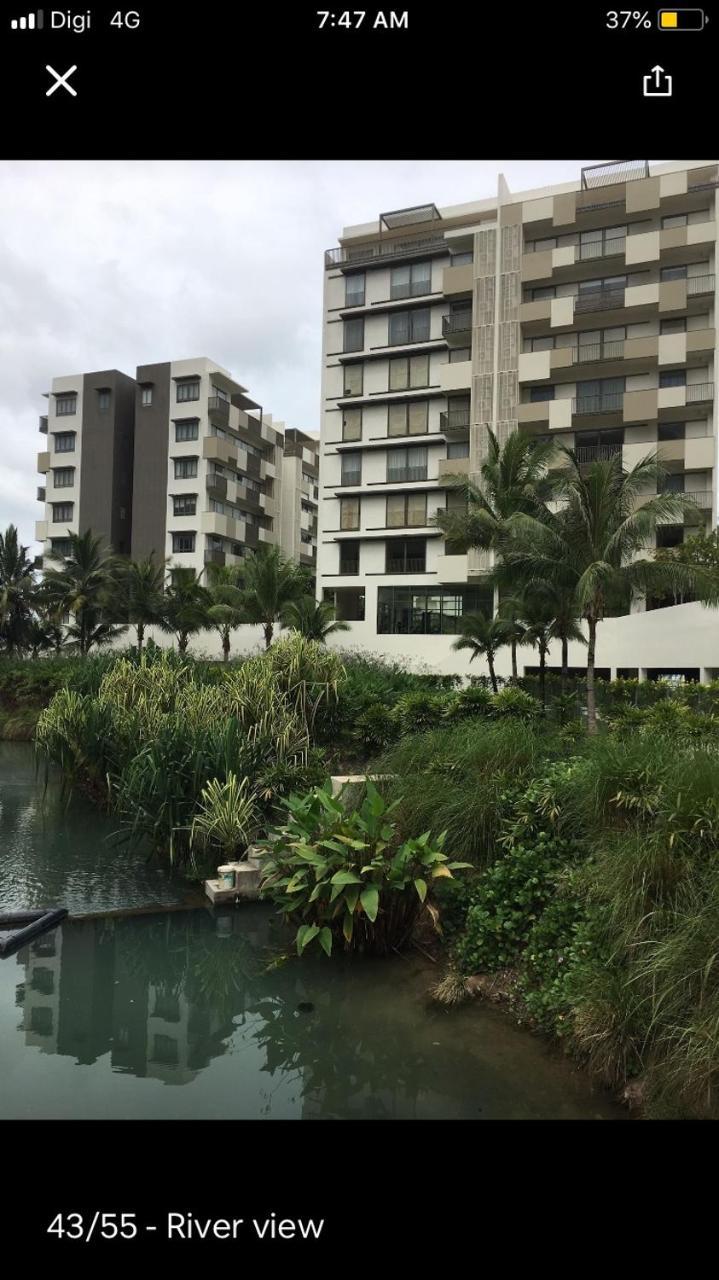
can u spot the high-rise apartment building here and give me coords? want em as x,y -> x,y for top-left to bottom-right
319,160 -> 719,680
36,356 -> 317,582
36,369 -> 136,561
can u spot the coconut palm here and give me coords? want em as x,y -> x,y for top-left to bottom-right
205,562 -> 246,663
0,524 -> 36,655
115,553 -> 167,653
40,529 -> 126,656
235,545 -> 310,650
514,583 -> 586,707
451,611 -> 512,693
159,569 -> 211,654
280,596 -> 350,643
502,449 -> 710,733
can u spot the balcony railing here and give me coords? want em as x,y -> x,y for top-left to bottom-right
575,443 -> 623,464
572,394 -> 624,415
37,486 -> 46,502
340,472 -> 362,487
684,489 -> 713,507
580,160 -> 649,189
387,467 -> 428,484
204,549 -> 226,566
208,395 -> 230,421
572,340 -> 625,364
39,415 -> 48,434
440,408 -> 471,432
686,382 -> 714,403
442,311 -> 472,336
574,288 -> 626,314
387,558 -> 427,575
577,237 -> 626,260
325,234 -> 448,270
686,274 -> 715,297
339,563 -> 360,576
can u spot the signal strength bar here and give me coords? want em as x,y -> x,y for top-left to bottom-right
10,10 -> 44,29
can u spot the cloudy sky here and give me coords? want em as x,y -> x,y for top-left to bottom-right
1,158 -> 645,553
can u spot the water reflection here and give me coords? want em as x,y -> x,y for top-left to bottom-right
6,908 -> 624,1119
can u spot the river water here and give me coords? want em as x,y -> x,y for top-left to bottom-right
0,742 -> 625,1120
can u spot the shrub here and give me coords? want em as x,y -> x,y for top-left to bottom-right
392,690 -> 451,735
190,773 -> 258,870
355,703 -> 400,755
445,684 -> 493,719
258,781 -> 470,956
490,687 -> 542,720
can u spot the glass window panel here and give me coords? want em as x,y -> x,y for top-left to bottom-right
661,265 -> 687,281
447,441 -> 470,459
406,493 -> 427,526
389,312 -> 411,345
341,452 -> 361,484
389,358 -> 408,391
451,252 -> 473,266
662,214 -> 688,229
342,408 -> 362,441
340,497 -> 360,530
409,354 -> 429,387
449,347 -> 471,363
410,309 -> 431,342
339,540 -> 360,574
345,273 -> 365,307
660,317 -> 687,335
580,229 -> 603,244
531,335 -> 555,352
410,262 -> 432,296
343,317 -> 364,352
579,329 -> 601,346
532,237 -> 557,251
658,422 -> 685,441
531,286 -> 555,300
530,385 -> 555,402
408,401 -> 428,434
390,265 -> 411,299
343,363 -> 363,396
659,370 -> 686,388
386,494 -> 406,526
388,404 -> 407,436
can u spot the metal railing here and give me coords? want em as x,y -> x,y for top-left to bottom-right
340,472 -> 362,487
574,288 -> 626,314
686,274 -> 715,296
207,395 -> 230,420
325,234 -> 448,269
686,382 -> 714,403
577,237 -> 626,260
387,467 -> 428,484
339,563 -> 360,576
572,340 -> 625,364
684,489 -> 713,507
572,393 -> 624,414
575,443 -> 622,464
581,160 -> 649,189
387,557 -> 427,574
440,408 -> 471,431
442,311 -> 472,336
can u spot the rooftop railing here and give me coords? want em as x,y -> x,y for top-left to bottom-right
325,234 -> 448,269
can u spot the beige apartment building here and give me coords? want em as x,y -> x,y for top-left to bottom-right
36,356 -> 318,584
319,159 -> 719,680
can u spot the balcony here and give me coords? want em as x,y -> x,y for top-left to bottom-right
39,415 -> 48,435
439,456 -> 470,478
207,396 -> 230,426
575,443 -> 622,465
684,489 -> 713,510
572,340 -> 625,365
442,310 -> 472,345
204,549 -> 226,567
572,393 -> 624,416
37,451 -> 50,474
440,407 -> 471,434
576,237 -> 626,262
205,472 -> 227,499
686,382 -> 714,404
386,467 -> 428,485
573,288 -> 626,315
325,233 -> 447,271
686,274 -> 715,297
37,486 -> 46,502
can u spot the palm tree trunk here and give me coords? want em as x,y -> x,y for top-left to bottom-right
222,627 -> 230,663
178,631 -> 188,654
264,621 -> 273,650
586,616 -> 598,735
561,636 -> 569,696
539,643 -> 547,709
487,651 -> 498,694
511,638 -> 518,684
136,622 -> 144,654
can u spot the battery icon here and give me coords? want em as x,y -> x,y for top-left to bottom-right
658,9 -> 706,29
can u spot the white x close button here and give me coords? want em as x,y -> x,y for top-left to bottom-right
46,65 -> 78,97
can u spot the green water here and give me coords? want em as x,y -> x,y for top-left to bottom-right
0,744 -> 625,1120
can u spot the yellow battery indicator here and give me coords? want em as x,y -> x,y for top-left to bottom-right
658,8 -> 706,29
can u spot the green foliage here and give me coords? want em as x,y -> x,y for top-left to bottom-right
392,690 -> 450,735
190,773 -> 258,869
259,781 -> 470,956
445,684 -> 493,719
490,686 -> 542,720
355,703 -> 400,754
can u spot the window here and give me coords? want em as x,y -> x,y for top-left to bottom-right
342,408 -> 362,442
659,370 -> 686,389
386,493 -> 427,528
53,432 -> 76,453
578,226 -> 626,258
172,532 -> 196,553
343,317 -> 364,352
340,451 -> 362,486
576,377 -> 625,412
176,379 -> 200,402
340,497 -> 360,530
323,586 -> 365,622
662,214 -> 688,229
211,384 -> 228,402
55,395 -> 77,416
345,273 -> 365,308
51,502 -> 73,523
389,353 -> 429,391
387,445 -> 428,484
174,457 -> 198,479
388,308 -> 431,346
390,261 -> 432,300
175,419 -> 199,442
660,473 -> 685,493
658,422 -> 685,441
386,537 -> 426,574
449,346 -> 471,363
97,389 -> 111,412
447,441 -> 470,459
53,467 -> 74,488
529,385 -> 555,403
661,265 -> 687,281
388,400 -> 428,437
656,525 -> 684,549
141,385 -> 153,406
529,236 -> 557,252
172,494 -> 197,516
529,334 -> 555,352
377,584 -> 494,635
339,540 -> 360,575
343,363 -> 363,397
660,317 -> 687,335
530,286 -> 556,300
450,251 -> 473,267
50,538 -> 72,558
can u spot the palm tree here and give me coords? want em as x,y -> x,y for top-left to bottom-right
495,594 -> 527,684
280,596 -> 350,643
25,615 -> 53,660
502,449 -> 709,733
205,562 -> 246,663
451,611 -> 511,693
514,583 -> 586,708
433,428 -> 556,554
235,545 -> 309,649
40,529 -> 126,657
116,553 -> 167,654
159,569 -> 211,654
0,524 -> 36,656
